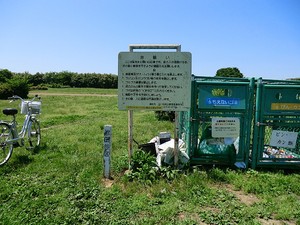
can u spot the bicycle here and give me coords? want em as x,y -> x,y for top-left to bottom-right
0,95 -> 41,166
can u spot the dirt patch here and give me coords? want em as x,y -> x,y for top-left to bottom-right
102,178 -> 114,188
178,212 -> 207,224
224,184 -> 260,206
221,185 -> 295,224
258,218 -> 296,225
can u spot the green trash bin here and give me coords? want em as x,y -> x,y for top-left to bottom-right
179,76 -> 255,168
251,78 -> 300,169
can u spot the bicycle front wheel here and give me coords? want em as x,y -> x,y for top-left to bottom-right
0,123 -> 14,166
27,118 -> 41,149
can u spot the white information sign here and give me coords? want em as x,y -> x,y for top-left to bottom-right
212,117 -> 240,138
269,130 -> 298,149
118,52 -> 191,111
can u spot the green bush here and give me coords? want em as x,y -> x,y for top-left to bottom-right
154,111 -> 175,121
47,83 -> 67,88
8,77 -> 29,98
13,70 -> 118,89
126,150 -> 180,184
30,84 -> 48,90
126,150 -> 158,184
0,78 -> 29,99
0,69 -> 13,82
0,69 -> 29,99
0,83 -> 13,99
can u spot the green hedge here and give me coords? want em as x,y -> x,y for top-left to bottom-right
0,69 -> 29,99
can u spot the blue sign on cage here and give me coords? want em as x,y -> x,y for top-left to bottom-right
206,97 -> 240,106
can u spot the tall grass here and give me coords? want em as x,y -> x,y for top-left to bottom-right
0,88 -> 299,224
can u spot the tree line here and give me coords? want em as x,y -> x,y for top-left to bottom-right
0,69 -> 118,99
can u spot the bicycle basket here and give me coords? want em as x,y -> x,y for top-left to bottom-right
21,101 -> 41,114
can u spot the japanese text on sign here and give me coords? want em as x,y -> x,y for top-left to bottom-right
271,103 -> 300,111
104,126 -> 112,157
103,125 -> 112,178
212,117 -> 240,138
118,52 -> 191,111
269,130 -> 298,149
206,98 -> 240,106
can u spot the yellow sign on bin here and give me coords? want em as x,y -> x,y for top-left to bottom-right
271,103 -> 300,111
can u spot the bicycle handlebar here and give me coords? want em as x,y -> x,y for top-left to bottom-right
8,95 -> 41,102
8,95 -> 23,102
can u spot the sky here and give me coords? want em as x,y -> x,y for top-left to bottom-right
0,0 -> 299,80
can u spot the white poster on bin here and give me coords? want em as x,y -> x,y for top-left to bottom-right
212,117 -> 240,138
269,130 -> 298,149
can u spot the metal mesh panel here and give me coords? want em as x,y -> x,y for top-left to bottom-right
260,119 -> 300,160
179,111 -> 190,143
195,114 -> 242,157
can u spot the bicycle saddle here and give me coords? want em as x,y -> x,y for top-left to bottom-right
3,108 -> 18,116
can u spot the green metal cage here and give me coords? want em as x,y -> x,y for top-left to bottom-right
251,78 -> 300,169
179,76 -> 255,168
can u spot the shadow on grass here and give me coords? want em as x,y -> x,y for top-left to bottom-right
29,145 -> 42,154
0,155 -> 34,174
0,144 -> 48,173
15,155 -> 34,165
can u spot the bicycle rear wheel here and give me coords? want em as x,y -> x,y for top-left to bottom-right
0,123 -> 14,166
27,118 -> 41,149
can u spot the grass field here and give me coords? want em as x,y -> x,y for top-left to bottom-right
31,87 -> 118,95
0,88 -> 300,225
